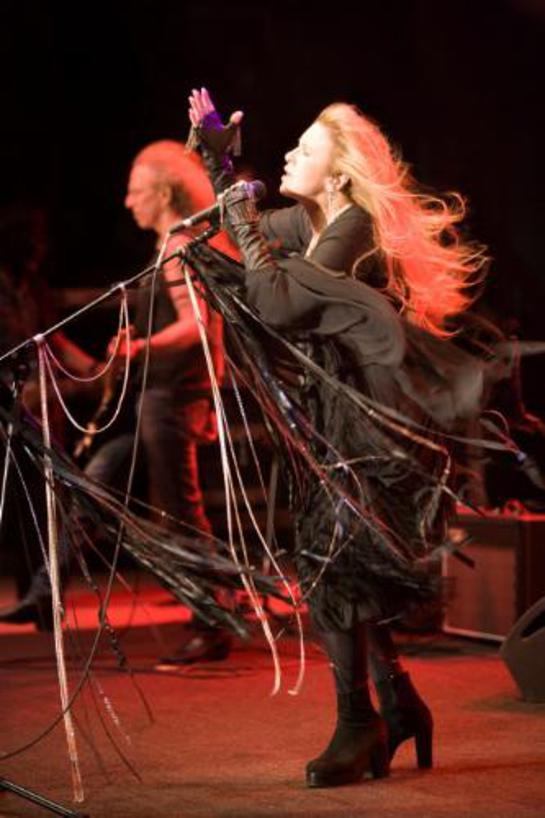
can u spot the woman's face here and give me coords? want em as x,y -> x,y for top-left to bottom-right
280,121 -> 335,203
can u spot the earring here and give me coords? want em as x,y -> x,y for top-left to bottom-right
326,182 -> 336,222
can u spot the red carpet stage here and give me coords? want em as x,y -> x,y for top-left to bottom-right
1,577 -> 544,818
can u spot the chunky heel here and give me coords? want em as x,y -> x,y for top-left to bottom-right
414,722 -> 433,769
369,739 -> 390,779
376,671 -> 434,768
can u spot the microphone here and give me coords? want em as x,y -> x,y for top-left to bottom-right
169,180 -> 267,235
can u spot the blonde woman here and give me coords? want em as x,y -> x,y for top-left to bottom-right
186,88 -> 486,788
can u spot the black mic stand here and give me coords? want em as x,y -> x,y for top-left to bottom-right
0,244 -> 187,369
0,359 -> 89,818
0,227 -> 219,817
0,778 -> 89,818
0,349 -> 33,538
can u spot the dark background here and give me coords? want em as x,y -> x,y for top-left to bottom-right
0,0 -> 544,393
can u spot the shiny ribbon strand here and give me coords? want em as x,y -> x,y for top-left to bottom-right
183,263 -> 308,694
42,287 -> 132,435
36,337 -> 84,803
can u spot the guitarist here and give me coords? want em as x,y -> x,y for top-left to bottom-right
1,143 -> 233,663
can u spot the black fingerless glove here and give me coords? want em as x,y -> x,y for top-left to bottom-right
192,110 -> 239,195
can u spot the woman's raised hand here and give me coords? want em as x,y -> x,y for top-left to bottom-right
188,87 -> 243,154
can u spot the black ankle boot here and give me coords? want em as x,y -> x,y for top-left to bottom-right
0,596 -> 54,632
306,689 -> 390,787
375,671 -> 433,768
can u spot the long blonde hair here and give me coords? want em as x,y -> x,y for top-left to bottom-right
317,104 -> 486,335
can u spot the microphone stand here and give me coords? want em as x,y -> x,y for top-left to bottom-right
0,226 -> 218,817
0,359 -> 89,817
0,778 -> 89,818
0,246 -> 185,368
0,353 -> 28,529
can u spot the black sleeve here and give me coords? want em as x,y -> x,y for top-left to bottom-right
244,258 -> 405,368
184,243 -> 404,368
244,264 -> 320,331
258,205 -> 312,254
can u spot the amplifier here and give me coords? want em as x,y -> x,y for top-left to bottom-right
443,510 -> 545,641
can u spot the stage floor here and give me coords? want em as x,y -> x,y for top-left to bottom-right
1,576 -> 544,818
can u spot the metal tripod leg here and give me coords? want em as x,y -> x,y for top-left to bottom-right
0,778 -> 89,817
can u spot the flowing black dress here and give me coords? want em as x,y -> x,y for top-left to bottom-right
186,203 -> 484,631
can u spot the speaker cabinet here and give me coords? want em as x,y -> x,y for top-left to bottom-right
443,510 -> 545,641
501,596 -> 545,701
